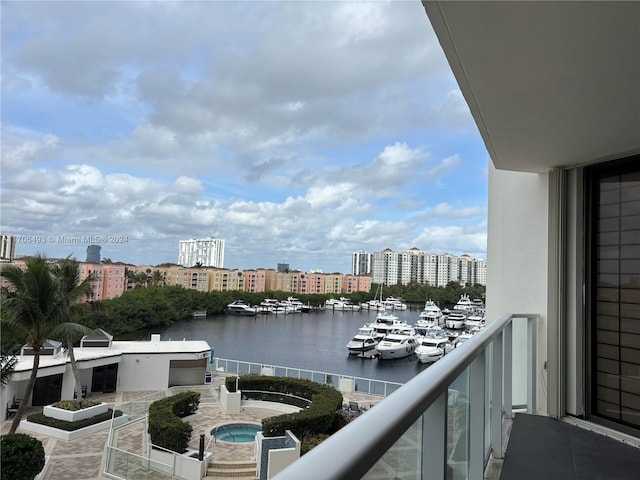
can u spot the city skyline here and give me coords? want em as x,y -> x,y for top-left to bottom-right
1,2 -> 488,273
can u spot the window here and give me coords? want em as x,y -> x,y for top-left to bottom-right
587,156 -> 640,434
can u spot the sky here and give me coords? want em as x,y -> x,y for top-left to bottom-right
1,0 -> 489,274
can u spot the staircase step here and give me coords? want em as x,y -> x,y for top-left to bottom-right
209,461 -> 257,470
206,459 -> 257,479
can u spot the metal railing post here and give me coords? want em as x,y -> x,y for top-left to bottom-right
469,351 -> 486,478
527,316 -> 538,414
503,321 -> 513,419
491,330 -> 504,459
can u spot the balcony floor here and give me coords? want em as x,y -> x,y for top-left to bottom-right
500,413 -> 640,480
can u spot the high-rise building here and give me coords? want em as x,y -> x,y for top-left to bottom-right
86,244 -> 101,263
368,247 -> 486,287
277,262 -> 289,272
178,237 -> 225,268
351,251 -> 372,275
0,233 -> 16,262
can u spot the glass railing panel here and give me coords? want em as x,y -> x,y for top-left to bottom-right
448,367 -> 470,480
105,447 -> 173,480
361,417 -> 422,480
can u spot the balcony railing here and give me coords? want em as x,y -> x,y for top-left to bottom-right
274,313 -> 540,480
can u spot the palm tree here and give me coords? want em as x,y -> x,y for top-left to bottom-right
0,255 -> 94,434
52,258 -> 98,406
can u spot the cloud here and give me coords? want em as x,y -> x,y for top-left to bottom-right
1,1 -> 489,272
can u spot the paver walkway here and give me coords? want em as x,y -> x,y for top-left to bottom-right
2,377 -> 384,479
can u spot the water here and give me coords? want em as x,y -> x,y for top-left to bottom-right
158,308 -> 432,384
211,423 -> 261,443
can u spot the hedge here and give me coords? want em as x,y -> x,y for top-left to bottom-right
226,376 -> 343,440
1,433 -> 45,480
148,391 -> 200,453
26,409 -> 122,431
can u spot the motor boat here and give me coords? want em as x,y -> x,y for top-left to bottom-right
325,297 -> 361,311
257,298 -> 289,314
464,309 -> 485,328
225,300 -> 257,316
416,335 -> 453,364
371,312 -> 411,340
452,294 -> 474,313
417,300 -> 444,327
346,325 -> 379,355
281,297 -> 304,313
376,331 -> 418,360
382,296 -> 408,311
445,311 -> 467,329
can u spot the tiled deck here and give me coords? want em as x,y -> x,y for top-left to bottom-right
2,377 -> 385,480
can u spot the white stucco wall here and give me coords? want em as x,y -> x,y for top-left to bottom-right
486,163 -> 548,413
117,354 -> 171,391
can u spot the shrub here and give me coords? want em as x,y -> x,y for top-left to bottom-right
51,399 -> 101,411
1,433 -> 45,480
227,376 -> 343,440
26,409 -> 122,431
148,391 -> 200,453
301,434 -> 330,455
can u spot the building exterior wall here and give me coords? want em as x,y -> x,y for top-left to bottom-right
101,264 -> 126,299
486,164 -> 549,413
352,251 -> 372,276
1,233 -> 17,261
178,237 -> 225,268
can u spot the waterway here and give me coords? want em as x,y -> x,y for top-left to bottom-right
156,308 -> 432,384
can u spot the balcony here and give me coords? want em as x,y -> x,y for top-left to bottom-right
274,313 -> 640,479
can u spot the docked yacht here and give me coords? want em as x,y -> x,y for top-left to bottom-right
415,335 -> 453,364
325,297 -> 361,311
382,297 -> 408,311
371,312 -> 410,340
417,300 -> 444,327
281,297 -> 304,313
346,325 -> 379,355
225,300 -> 257,316
445,311 -> 467,329
452,294 -> 474,313
257,299 -> 288,314
376,330 -> 418,360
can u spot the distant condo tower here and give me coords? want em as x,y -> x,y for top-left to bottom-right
178,237 -> 225,268
86,244 -> 101,263
1,233 -> 17,262
277,262 -> 289,272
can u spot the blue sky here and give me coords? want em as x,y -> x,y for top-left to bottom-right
1,1 -> 489,273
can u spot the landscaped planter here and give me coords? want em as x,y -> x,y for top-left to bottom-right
43,402 -> 109,422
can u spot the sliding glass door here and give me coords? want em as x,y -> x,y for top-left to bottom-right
587,156 -> 640,434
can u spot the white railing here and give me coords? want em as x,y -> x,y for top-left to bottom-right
213,358 -> 403,397
273,313 -> 540,480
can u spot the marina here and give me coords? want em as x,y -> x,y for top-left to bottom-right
155,297 -> 484,385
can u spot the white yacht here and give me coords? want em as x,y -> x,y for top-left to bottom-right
360,299 -> 385,311
281,297 -> 304,313
382,296 -> 408,311
346,325 -> 379,355
376,331 -> 418,360
371,312 -> 410,340
325,297 -> 361,311
257,298 -> 288,314
225,300 -> 257,316
417,300 -> 444,327
415,335 -> 453,364
445,311 -> 467,329
452,294 -> 474,313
